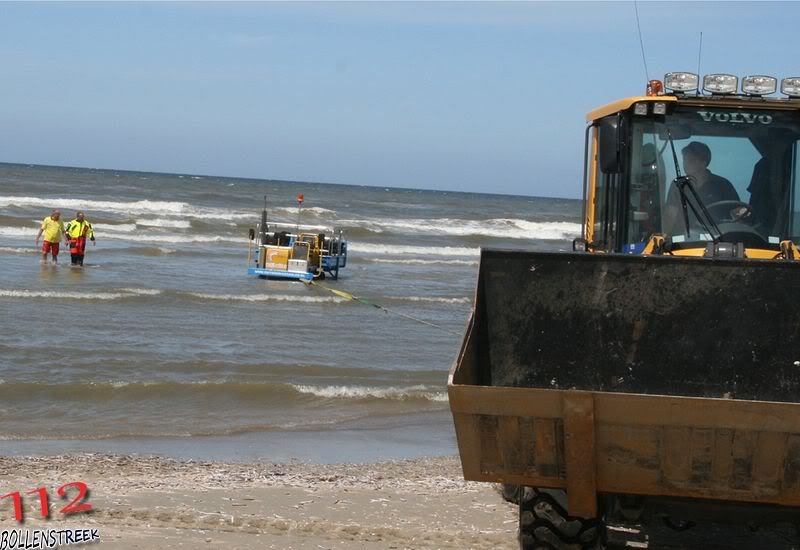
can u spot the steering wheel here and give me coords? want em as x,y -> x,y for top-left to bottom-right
702,200 -> 771,247
705,200 -> 752,223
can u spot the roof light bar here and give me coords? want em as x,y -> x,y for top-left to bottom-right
782,77 -> 800,98
664,72 -> 698,93
742,75 -> 777,96
703,74 -> 738,95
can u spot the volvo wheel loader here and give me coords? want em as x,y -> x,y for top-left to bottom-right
448,73 -> 800,548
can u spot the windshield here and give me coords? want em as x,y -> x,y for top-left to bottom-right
626,105 -> 800,250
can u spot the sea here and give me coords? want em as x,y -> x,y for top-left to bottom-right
0,163 -> 581,463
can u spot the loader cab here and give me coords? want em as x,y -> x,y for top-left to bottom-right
585,73 -> 800,257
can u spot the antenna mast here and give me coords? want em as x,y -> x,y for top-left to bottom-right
634,1 -> 650,83
696,31 -> 704,96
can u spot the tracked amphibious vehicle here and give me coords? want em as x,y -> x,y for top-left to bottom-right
448,73 -> 800,548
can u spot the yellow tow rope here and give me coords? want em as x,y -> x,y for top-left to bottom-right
304,280 -> 458,335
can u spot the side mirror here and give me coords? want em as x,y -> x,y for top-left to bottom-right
248,228 -> 255,241
598,116 -> 623,174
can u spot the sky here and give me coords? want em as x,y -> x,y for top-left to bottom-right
0,1 -> 798,198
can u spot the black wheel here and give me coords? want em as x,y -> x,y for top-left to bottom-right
500,483 -> 521,504
519,487 -> 603,550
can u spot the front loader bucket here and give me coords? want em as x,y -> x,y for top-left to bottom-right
474,249 -> 800,402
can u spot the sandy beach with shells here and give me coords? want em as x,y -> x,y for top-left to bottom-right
3,453 -> 800,549
0,454 -> 517,549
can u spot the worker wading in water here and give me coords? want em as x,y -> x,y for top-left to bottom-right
65,211 -> 96,266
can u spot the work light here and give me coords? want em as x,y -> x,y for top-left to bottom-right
664,72 -> 698,93
782,77 -> 800,98
741,75 -> 777,96
703,74 -> 738,94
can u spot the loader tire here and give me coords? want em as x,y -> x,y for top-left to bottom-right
518,487 -> 603,550
501,483 -> 521,504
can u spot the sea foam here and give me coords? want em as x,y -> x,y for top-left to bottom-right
388,296 -> 471,304
369,258 -> 478,266
0,246 -> 37,254
0,196 -> 254,222
0,288 -> 162,300
348,243 -> 480,257
292,384 -> 448,402
185,292 -> 344,304
341,217 -> 581,240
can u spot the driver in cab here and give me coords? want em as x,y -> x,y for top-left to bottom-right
677,141 -> 738,204
664,141 -> 740,232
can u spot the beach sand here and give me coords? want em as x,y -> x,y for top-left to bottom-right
2,454 -> 798,549
0,454 -> 517,549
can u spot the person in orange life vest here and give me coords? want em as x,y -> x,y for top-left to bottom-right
64,211 -> 96,266
35,209 -> 66,264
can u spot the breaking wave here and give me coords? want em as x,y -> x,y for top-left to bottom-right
388,296 -> 471,304
92,223 -> 137,233
118,234 -> 242,244
184,292 -> 344,304
0,222 -> 243,245
348,243 -> 479,257
0,380 -> 447,403
0,196 -> 254,221
369,258 -> 478,266
0,246 -> 37,254
0,226 -> 35,237
341,217 -> 581,241
0,288 -> 162,300
292,384 -> 448,402
270,206 -> 336,216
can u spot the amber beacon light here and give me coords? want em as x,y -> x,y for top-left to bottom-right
646,80 -> 663,96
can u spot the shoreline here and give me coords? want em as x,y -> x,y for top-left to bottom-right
0,410 -> 458,464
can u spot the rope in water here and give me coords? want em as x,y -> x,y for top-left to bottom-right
304,280 -> 459,335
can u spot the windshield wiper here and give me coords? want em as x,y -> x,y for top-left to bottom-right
673,175 -> 722,243
665,129 -> 722,243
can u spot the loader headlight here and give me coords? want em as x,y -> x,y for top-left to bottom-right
782,77 -> 800,98
703,74 -> 738,95
572,238 -> 588,252
632,102 -> 667,116
664,72 -> 698,93
742,75 -> 777,96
